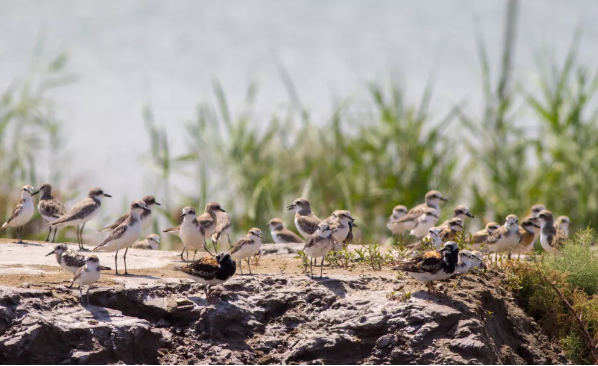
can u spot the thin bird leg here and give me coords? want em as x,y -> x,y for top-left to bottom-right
247,258 -> 252,275
192,248 -> 198,262
44,226 -> 52,242
52,227 -> 58,243
239,259 -> 243,275
227,234 -> 232,248
320,256 -> 325,278
114,250 -> 120,275
310,257 -> 313,278
17,226 -> 23,244
212,239 -> 218,254
76,225 -> 81,246
79,223 -> 88,250
180,246 -> 186,261
203,238 -> 214,257
123,247 -> 129,275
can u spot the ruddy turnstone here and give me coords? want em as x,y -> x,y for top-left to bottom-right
555,216 -> 571,238
485,215 -> 521,259
46,244 -> 111,282
393,241 -> 460,292
268,218 -> 303,244
71,255 -> 101,304
387,205 -> 408,235
230,228 -> 263,275
33,183 -> 67,243
410,208 -> 440,238
516,219 -> 540,254
530,210 -> 566,254
98,195 -> 160,232
437,205 -> 474,230
469,222 -> 500,249
211,211 -> 232,248
393,190 -> 447,233
439,217 -> 464,242
132,234 -> 161,250
92,200 -> 150,275
287,198 -> 321,239
197,202 -> 226,253
303,223 -> 337,278
454,249 -> 485,275
49,187 -> 112,250
1,185 -> 36,244
173,252 -> 236,301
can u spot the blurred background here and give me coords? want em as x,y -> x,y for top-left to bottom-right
1,0 -> 598,247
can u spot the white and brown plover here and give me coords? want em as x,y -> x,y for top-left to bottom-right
393,190 -> 447,233
410,208 -> 440,238
71,254 -> 102,304
437,205 -> 474,231
387,205 -> 408,235
197,202 -> 226,253
230,228 -> 263,275
132,234 -> 161,250
485,215 -> 521,259
287,198 -> 321,239
174,252 -> 237,301
212,211 -> 232,248
530,210 -> 566,254
46,243 -> 111,281
406,227 -> 443,257
516,219 -> 541,254
92,200 -> 150,275
268,218 -> 303,244
303,222 -> 337,278
1,185 -> 36,244
555,216 -> 571,238
325,210 -> 356,250
178,203 -> 226,260
439,217 -> 464,242
469,222 -> 500,250
49,187 -> 112,250
33,183 -> 67,242
99,195 -> 160,233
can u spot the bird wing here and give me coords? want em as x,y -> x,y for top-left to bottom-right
296,214 -> 321,235
93,223 -> 128,251
174,256 -> 219,278
196,212 -> 214,230
50,198 -> 96,225
39,199 -> 67,219
72,266 -> 85,283
4,199 -> 25,226
230,237 -> 252,255
163,225 -> 181,233
471,230 -> 489,244
395,251 -> 443,274
212,214 -> 232,239
485,227 -> 505,245
62,250 -> 86,268
396,204 -> 426,224
275,229 -> 304,243
98,213 -> 129,232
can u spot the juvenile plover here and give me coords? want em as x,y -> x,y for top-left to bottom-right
437,205 -> 474,230
439,217 -> 464,242
33,183 -> 67,242
173,252 -> 237,301
71,255 -> 102,304
516,219 -> 540,254
555,216 -> 571,238
49,187 -> 112,250
230,228 -> 263,275
268,218 -> 303,244
530,210 -> 566,254
197,202 -> 226,253
393,190 -> 447,233
99,195 -> 160,232
212,211 -> 232,248
1,185 -> 36,244
287,198 -> 321,239
393,241 -> 460,292
92,200 -> 150,275
410,208 -> 440,238
132,234 -> 161,250
485,215 -> 521,259
454,250 -> 485,275
46,244 -> 111,281
387,205 -> 408,234
469,222 -> 500,249
304,222 -> 337,278
326,210 -> 356,248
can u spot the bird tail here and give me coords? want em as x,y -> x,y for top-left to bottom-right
97,226 -> 113,233
0,222 -> 7,230
100,265 -> 112,271
173,265 -> 192,274
92,244 -> 103,252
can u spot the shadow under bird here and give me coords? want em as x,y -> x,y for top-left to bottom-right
173,252 -> 236,301
1,185 -> 36,244
33,183 -> 67,243
48,187 -> 112,251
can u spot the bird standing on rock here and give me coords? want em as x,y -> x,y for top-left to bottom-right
34,183 -> 67,243
230,228 -> 263,275
174,252 -> 237,301
1,185 -> 36,244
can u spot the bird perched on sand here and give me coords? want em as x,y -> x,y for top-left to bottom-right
516,219 -> 541,254
410,208 -> 440,238
174,252 -> 236,301
132,234 -> 161,250
49,187 -> 112,250
268,218 -> 303,244
98,195 -> 160,233
530,210 -> 566,254
437,205 -> 474,231
33,183 -> 67,243
304,223 -> 338,278
393,190 -> 447,233
71,255 -> 102,304
453,250 -> 485,275
485,215 -> 521,259
468,222 -> 500,250
92,200 -> 150,275
393,241 -> 460,292
46,244 -> 111,280
212,211 -> 232,248
230,228 -> 263,275
439,217 -> 464,242
555,216 -> 571,238
387,205 -> 408,235
1,185 -> 36,244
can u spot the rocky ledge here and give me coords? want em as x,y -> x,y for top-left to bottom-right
0,272 -> 567,364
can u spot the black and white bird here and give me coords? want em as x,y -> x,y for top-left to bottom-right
98,195 -> 160,233
393,241 -> 460,292
1,185 -> 36,244
132,234 -> 161,250
92,200 -> 150,275
49,187 -> 112,250
174,252 -> 237,301
268,218 -> 303,244
393,190 -> 447,233
437,205 -> 474,231
33,183 -> 67,243
230,228 -> 263,275
71,255 -> 102,304
303,223 -> 338,278
46,244 -> 110,280
530,210 -> 566,254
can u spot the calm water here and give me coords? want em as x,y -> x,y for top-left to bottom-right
1,0 -> 597,207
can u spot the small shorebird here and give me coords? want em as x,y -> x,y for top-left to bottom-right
410,208 -> 440,238
132,234 -> 161,250
92,200 -> 150,275
516,219 -> 541,254
555,216 -> 571,238
469,222 -> 500,250
524,204 -> 547,221
406,227 -> 443,257
1,185 -> 36,244
49,187 -> 112,250
212,211 -> 232,248
268,218 -> 303,244
287,198 -> 321,239
230,228 -> 263,275
174,252 -> 237,301
393,190 -> 447,233
387,205 -> 408,234
98,195 -> 160,233
197,202 -> 226,253
530,210 -> 566,254
439,217 -> 464,242
393,241 -> 460,292
325,210 -> 356,249
71,255 -> 102,304
485,215 -> 521,260
454,250 -> 485,275
304,223 -> 337,278
46,244 -> 111,280
33,183 -> 67,242
437,205 -> 474,231
178,203 -> 226,260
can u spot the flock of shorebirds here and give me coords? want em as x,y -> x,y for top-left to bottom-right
0,185 -> 572,302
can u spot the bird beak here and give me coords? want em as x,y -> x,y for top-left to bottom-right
532,223 -> 541,228
46,250 -> 55,257
104,194 -> 112,198
440,196 -> 448,201
220,208 -> 226,213
32,189 -> 40,196
466,213 -> 475,218
155,202 -> 161,206
286,204 -> 296,210
529,217 -> 538,221
180,213 -> 186,218
352,222 -> 358,228
143,206 -> 151,212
